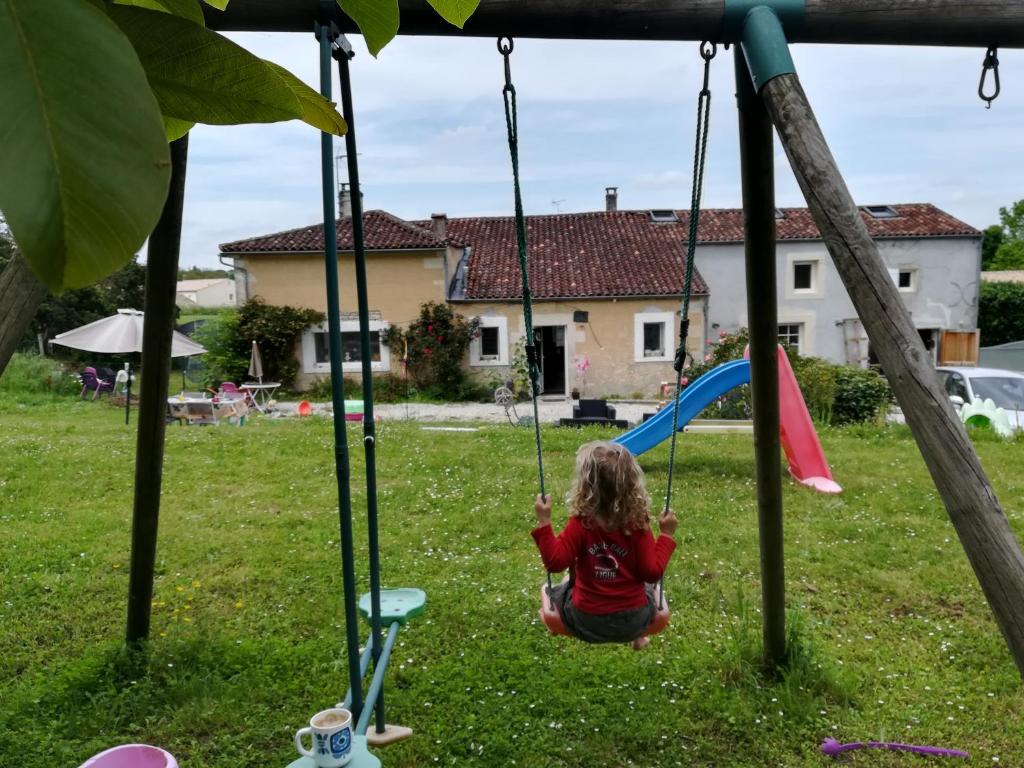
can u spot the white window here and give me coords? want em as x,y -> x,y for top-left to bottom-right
778,323 -> 802,354
897,267 -> 918,292
785,254 -> 824,299
634,311 -> 674,362
793,261 -> 816,292
470,315 -> 509,367
303,319 -> 391,374
863,205 -> 899,219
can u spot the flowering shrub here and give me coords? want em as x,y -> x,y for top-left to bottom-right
383,302 -> 480,399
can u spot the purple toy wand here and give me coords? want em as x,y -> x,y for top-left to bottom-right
821,737 -> 969,759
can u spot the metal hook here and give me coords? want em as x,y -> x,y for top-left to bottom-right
699,41 -> 716,92
979,46 -> 1000,109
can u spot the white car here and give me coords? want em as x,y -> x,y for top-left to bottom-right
937,366 -> 1024,431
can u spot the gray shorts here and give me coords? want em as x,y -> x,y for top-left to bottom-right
548,578 -> 657,644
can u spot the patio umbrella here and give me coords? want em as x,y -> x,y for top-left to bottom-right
248,340 -> 264,384
51,309 -> 207,423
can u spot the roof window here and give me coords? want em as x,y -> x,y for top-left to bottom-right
863,205 -> 899,219
649,210 -> 678,223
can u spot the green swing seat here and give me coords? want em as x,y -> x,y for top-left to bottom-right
358,588 -> 427,626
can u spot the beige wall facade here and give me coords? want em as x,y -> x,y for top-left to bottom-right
458,297 -> 707,399
237,248 -> 450,390
236,250 -> 705,396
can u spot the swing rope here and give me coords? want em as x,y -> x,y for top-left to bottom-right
499,37 -> 554,593
499,37 -> 546,500
665,42 -> 716,516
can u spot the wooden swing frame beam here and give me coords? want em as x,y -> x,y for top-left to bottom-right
145,0 -> 1024,679
207,0 -> 1024,47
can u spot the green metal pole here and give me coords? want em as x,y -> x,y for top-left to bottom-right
336,41 -> 386,735
735,45 -> 787,669
316,13 -> 363,721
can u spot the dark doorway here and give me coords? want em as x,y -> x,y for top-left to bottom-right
534,326 -> 566,395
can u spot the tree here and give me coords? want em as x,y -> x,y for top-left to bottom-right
981,225 -> 1005,270
179,265 -> 230,280
979,281 -> 1024,346
0,0 -> 481,377
983,200 -> 1024,271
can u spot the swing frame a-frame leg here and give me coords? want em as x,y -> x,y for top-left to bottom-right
736,4 -> 1024,678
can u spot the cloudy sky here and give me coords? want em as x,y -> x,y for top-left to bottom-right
179,32 -> 1023,269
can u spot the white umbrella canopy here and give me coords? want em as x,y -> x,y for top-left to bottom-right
51,309 -> 206,357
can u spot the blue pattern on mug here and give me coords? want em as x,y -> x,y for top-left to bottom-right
330,728 -> 352,758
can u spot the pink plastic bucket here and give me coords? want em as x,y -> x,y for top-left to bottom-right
79,744 -> 178,768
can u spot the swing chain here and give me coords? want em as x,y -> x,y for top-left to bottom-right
978,46 -> 1000,109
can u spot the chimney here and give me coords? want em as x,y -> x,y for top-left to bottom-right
431,213 -> 448,240
338,182 -> 352,219
605,186 -> 618,212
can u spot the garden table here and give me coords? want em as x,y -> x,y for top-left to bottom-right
240,381 -> 281,413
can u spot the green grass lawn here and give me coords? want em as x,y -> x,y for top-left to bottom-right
1,396 -> 1023,767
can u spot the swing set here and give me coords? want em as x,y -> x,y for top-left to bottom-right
116,1 -> 1024,765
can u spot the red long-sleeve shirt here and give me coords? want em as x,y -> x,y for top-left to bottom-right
532,517 -> 676,614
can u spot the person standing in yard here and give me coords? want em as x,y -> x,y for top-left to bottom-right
531,441 -> 678,650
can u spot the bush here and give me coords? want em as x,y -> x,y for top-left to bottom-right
978,281 -> 1024,346
831,366 -> 891,425
789,355 -> 838,424
192,299 -> 324,389
384,302 -> 479,401
0,353 -> 81,396
682,328 -> 889,425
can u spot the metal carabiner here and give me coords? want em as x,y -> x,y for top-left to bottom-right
978,46 -> 1000,109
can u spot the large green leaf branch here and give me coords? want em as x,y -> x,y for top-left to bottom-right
0,0 -> 479,293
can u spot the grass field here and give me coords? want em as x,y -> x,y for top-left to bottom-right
1,395 -> 1023,767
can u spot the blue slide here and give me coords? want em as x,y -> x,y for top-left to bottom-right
614,359 -> 751,456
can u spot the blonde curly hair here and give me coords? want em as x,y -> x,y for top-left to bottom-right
567,441 -> 651,533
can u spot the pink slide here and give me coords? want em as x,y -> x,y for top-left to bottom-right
775,348 -> 842,494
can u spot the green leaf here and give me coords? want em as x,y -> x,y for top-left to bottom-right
265,62 -> 347,136
110,6 -> 304,126
163,115 -> 195,141
113,0 -> 205,25
338,0 -> 399,57
0,0 -> 170,291
201,0 -> 228,9
425,0 -> 480,28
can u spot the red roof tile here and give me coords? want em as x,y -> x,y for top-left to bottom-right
446,212 -> 710,301
219,210 -> 445,253
449,203 -> 977,300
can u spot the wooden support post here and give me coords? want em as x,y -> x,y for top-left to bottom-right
736,48 -> 787,669
760,72 -> 1024,678
126,135 -> 189,645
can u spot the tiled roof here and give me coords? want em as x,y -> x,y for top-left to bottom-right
446,212 -> 710,301
699,203 -> 980,242
219,210 -> 445,253
448,203 -> 977,301
220,203 -> 978,301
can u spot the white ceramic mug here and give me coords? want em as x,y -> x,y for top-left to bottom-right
294,707 -> 354,767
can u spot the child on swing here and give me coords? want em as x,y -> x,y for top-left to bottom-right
531,441 -> 678,650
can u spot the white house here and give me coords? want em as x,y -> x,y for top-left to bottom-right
176,278 -> 236,309
693,203 -> 981,366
